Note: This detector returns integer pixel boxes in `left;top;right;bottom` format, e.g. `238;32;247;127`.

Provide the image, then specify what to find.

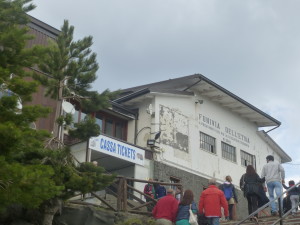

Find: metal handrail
271;204;300;225
236;181;300;225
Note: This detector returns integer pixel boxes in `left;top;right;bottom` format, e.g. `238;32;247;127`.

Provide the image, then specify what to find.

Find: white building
26;16;291;218
72;74;291;217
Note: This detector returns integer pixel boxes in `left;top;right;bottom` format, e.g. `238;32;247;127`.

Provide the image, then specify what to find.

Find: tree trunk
42;213;55;225
41;198;62;225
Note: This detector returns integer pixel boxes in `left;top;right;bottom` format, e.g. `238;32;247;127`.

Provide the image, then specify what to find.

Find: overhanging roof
115;74;281;127
257;131;291;163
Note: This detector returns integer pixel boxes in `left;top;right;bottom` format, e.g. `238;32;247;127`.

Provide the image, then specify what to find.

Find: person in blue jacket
176;189;198;225
155;180;167;199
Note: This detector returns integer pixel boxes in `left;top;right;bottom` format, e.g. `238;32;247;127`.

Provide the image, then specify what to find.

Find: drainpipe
265;125;280;133
134;110;139;145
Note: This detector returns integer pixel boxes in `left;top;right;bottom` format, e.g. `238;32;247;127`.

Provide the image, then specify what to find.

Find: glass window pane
73;110;79;123
105;119;113;136
80;112;87;121
221;142;236;162
95;114;103;132
115;122;123;139
200;132;216;154
241;150;255;169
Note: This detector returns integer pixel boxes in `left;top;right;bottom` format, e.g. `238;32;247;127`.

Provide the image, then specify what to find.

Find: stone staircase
220;212;300;225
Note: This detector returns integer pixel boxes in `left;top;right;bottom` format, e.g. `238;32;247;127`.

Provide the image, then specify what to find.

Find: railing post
123;177;128;212
117;178;123;212
278;197;283;225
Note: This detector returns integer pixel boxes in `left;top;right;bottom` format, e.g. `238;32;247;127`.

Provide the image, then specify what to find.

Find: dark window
115;122;124;139
170;177;181;201
200;132;216;154
241;150;256;168
221;142;236;162
95;112;127;140
105;119;114;136
170;177;180;191
95;116;103;131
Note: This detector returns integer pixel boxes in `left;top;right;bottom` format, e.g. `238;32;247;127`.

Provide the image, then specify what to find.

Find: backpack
223;184;233;200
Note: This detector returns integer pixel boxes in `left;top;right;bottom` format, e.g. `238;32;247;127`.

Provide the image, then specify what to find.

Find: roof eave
257;130;292;163
197;75;281;127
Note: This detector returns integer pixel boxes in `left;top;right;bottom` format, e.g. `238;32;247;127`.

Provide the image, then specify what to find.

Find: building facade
109;74;291;218
27;16;291;219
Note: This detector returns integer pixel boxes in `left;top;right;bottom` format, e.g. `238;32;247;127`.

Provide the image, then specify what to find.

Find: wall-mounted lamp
147;131;161;147
195;99;204;104
147;139;156;146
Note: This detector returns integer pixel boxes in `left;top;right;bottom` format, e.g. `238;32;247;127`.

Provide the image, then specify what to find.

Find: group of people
152;178;228;225
144;178;168;200
150;155;298;225
240;155;299;221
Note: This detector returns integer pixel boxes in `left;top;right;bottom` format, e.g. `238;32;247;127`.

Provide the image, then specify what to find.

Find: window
221;142;236;162
79;112;87;121
241;150;256;168
70;109;87;128
95;116;103;131
200;132;216;154
115;121;124;139
95;112;127;140
104;119;114;136
170;177;180;190
170;177;181;201
72;110;79;124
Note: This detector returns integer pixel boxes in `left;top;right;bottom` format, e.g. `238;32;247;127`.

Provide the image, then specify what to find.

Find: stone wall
153;161;249;220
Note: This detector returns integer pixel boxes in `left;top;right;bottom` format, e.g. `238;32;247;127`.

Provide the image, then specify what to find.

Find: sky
29;0;300;181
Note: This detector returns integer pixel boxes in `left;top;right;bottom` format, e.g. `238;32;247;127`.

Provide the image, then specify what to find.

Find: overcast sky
29;0;300;181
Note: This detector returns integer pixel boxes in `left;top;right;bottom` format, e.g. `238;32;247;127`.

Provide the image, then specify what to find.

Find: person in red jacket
152;189;178;225
199;178;229;225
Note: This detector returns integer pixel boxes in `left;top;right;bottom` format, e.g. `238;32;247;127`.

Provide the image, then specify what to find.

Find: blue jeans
267;181;283;212
207;217;220;225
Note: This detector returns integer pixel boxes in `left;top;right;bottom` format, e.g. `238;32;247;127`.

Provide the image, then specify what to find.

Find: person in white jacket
261;155;285;216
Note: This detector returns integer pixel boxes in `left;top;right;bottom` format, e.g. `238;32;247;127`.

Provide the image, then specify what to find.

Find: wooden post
123;178;128;212
233;203;237;220
117;178;123;212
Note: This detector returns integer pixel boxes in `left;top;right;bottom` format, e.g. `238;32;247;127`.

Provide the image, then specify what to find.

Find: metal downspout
266;125;280;133
134;111;139;145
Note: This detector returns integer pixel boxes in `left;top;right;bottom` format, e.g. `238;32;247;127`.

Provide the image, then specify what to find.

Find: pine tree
35;20;118;142
0;1;115;224
0;0;63;212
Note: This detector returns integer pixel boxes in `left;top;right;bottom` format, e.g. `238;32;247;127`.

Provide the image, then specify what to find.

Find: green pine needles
0;1;115;224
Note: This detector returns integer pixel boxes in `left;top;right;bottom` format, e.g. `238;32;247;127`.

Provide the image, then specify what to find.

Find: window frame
240;150;256;168
95;111;128;141
199;131;216;154
221;142;236;162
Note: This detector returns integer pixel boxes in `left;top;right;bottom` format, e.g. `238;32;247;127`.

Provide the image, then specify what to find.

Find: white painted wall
132;93;283;188
134;98;156;148
134;160;153;200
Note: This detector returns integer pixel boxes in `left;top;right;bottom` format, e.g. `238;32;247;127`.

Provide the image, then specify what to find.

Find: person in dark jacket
240;165;265;222
155;180;167;199
219;175;238;220
283;180;300;216
257;183;270;217
175;189;198;225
